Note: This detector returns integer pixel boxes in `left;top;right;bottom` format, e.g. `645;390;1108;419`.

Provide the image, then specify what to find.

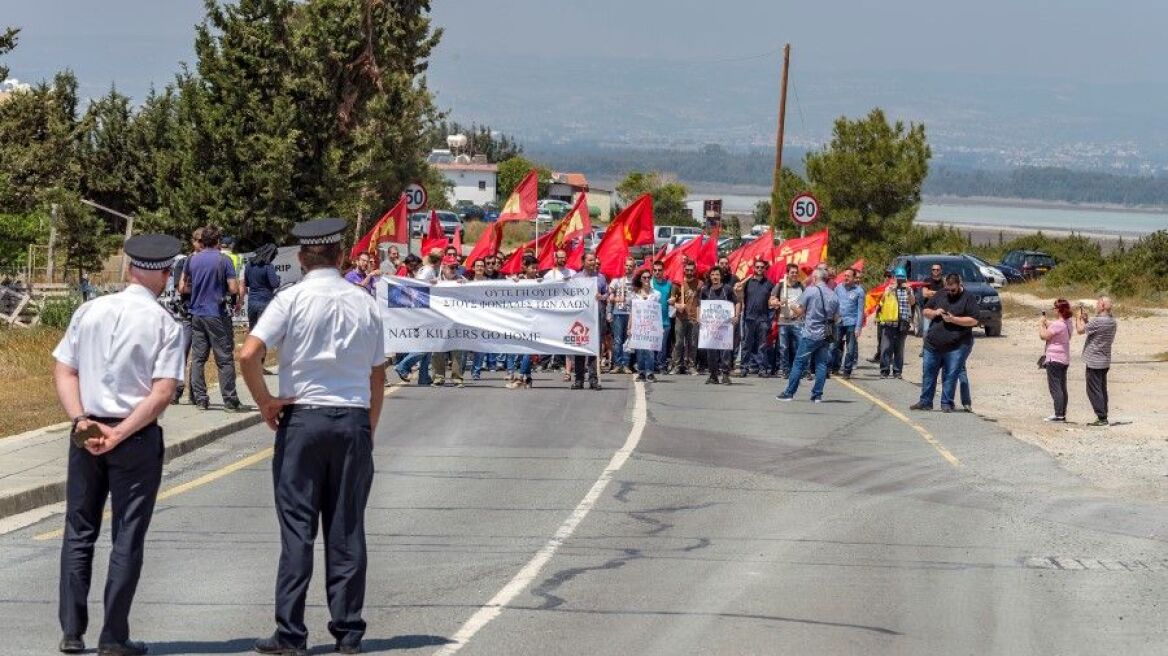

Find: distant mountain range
428;53;1168;174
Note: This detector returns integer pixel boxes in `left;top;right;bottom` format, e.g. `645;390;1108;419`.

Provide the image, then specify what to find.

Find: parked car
482;202;500;223
962;253;1007;287
455;203;485;222
536;199;572;222
889;254;1003;337
653;225;703;251
586;229;606;250
409;210;462;238
1000;250;1056;280
994;262;1026;284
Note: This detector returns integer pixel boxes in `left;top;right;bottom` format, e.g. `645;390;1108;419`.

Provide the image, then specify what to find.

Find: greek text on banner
377;276;599;355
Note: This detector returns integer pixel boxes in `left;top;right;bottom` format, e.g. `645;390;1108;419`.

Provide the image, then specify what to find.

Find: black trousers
59;422;163;645
572;355;598;384
272;406;374;649
1046;361;1069;418
1086;367;1109;421
878;323;909;375
190;314;239;404
704;349;732;377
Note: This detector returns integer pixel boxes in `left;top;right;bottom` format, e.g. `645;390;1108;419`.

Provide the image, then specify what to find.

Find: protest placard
698;300;735;350
627;295;664;351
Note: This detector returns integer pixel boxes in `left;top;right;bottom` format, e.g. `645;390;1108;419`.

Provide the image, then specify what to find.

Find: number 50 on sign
789;193;820;226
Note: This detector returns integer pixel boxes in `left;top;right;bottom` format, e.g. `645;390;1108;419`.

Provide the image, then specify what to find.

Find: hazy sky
3;0;1166;99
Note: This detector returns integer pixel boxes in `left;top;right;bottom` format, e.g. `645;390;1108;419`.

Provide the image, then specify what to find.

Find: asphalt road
1;366;1166;655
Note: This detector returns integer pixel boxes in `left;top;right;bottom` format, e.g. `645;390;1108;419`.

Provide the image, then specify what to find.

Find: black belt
88;417;158;430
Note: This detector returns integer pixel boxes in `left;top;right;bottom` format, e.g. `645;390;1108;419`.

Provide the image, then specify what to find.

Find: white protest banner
698;300;735;350
627;295;663;351
377;276;599;355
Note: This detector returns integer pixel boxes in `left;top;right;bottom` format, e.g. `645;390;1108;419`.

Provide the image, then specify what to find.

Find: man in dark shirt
911;273;979;412
918;262;945;337
735;259;774;376
179;225;243;412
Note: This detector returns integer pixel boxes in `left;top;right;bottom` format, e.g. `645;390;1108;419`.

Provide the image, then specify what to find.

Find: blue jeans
782;336;831;399
394;352;432;386
636;349;656;376
832;324;859;374
471;352;498;377
919;344;971;408
610;313;630;367
777;324;800;375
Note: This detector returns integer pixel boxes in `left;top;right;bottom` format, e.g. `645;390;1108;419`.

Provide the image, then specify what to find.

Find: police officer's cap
124;234;182;271
291;217;347;245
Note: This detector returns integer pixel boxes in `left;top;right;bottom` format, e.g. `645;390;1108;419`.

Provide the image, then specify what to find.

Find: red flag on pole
726;229;776;281
596;195;656;279
453;226;462;255
498;169;539;222
350;194;408;260
421;210;448;254
770;229;830;282
537;193;592;270
697;225;720;276
462;222;502;269
661;235;705;283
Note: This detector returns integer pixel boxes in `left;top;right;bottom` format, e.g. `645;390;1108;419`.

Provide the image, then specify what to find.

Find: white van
654;225;703;251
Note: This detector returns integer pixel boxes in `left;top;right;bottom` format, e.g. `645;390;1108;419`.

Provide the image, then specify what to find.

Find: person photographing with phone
911;273;979;413
1038;299;1075;422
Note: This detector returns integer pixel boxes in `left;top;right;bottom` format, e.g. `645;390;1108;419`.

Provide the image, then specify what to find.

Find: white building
434;161;498;206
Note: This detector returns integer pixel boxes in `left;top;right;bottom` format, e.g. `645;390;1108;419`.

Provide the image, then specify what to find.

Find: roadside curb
0;411;263;521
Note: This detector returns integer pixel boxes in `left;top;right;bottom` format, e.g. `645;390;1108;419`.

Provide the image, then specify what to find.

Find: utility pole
46;203;58;283
770;43;791;230
79;198;136;282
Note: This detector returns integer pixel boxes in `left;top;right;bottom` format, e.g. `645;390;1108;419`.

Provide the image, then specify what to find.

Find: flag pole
770;43;791;232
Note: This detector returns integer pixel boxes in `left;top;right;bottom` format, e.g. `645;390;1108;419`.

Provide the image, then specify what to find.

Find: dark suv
1000;250;1056;280
889;254;1003;337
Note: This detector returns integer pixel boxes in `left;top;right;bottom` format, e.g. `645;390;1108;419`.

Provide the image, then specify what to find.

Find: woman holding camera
1038;299;1074;422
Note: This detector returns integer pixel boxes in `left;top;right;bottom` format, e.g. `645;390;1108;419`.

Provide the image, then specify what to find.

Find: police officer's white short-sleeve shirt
250;268;386;408
52;284;185;418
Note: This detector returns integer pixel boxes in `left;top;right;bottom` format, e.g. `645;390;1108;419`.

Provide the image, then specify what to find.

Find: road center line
32;386;403;541
432;380;648;656
836;378;962;468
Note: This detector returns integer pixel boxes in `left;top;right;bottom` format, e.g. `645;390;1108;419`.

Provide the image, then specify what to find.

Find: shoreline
922;194;1168;215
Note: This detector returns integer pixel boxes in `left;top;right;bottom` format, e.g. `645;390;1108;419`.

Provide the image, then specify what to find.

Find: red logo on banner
563;321;591;347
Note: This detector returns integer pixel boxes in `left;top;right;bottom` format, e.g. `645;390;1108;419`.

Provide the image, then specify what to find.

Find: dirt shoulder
861;290;1168;502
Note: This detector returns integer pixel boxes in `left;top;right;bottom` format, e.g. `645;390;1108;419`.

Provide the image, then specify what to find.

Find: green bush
38;293;82;329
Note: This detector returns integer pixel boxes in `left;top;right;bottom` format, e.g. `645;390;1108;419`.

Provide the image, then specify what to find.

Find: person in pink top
1039;298;1074;422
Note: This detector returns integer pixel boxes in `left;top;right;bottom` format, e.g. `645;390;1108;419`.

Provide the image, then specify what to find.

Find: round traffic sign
789;192;820;226
403;182;428;211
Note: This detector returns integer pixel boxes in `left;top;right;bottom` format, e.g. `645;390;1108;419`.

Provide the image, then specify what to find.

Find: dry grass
462;220;537;251
0;327;69;436
0;324;270;438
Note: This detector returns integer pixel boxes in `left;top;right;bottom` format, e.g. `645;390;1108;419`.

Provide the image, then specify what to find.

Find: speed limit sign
403;182;428;211
789;192;820;226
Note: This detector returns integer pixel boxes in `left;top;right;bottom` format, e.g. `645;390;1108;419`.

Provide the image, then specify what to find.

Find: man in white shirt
541;247;576;282
239;218;386;656
52;234;186;656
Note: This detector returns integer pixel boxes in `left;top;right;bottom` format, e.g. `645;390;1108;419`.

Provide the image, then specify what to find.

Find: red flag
620;195;656;246
453;226;463;254
537;194;592;269
498;169;539;222
462;222;502;269
350;194;408;260
726;230;775;281
421;210;448;254
498;231;559;275
697;225;720;276
661;235;705;283
835;258;865;284
566;239;586;271
770;229;830;282
596;195;656;279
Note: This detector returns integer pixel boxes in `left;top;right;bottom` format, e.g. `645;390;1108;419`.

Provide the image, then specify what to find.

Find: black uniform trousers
272;406;374;649
59;422;163;645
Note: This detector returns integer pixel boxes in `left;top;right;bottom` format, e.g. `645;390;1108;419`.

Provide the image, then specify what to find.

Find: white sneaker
1043;415;1066;422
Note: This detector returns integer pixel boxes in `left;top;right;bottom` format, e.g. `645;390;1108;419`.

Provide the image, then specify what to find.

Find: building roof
550;171;589;190
433;162;498;173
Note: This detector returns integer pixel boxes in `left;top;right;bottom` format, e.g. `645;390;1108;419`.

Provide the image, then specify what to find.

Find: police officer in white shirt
52;234;186;656
238;218;386;656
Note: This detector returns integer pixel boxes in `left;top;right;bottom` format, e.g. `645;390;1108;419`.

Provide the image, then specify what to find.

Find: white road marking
433;381;649;656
